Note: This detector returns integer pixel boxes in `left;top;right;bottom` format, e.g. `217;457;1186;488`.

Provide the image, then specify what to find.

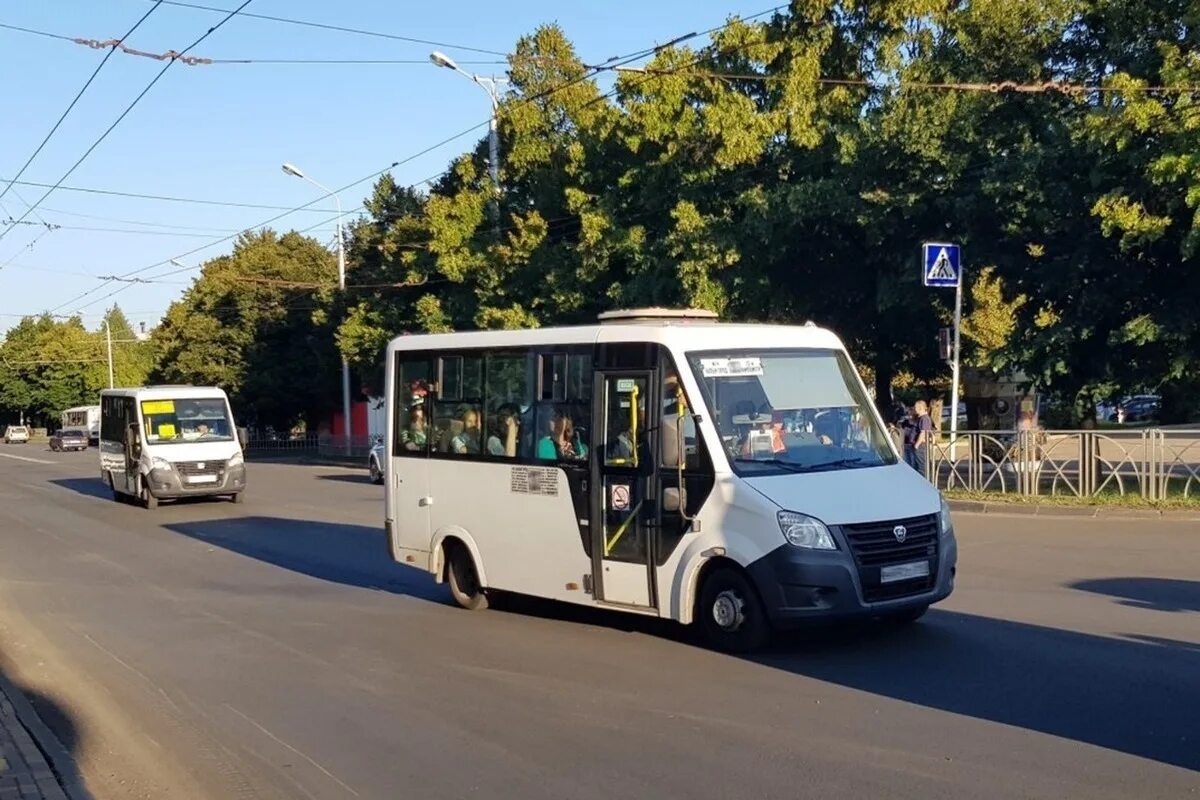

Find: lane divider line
0;452;56;465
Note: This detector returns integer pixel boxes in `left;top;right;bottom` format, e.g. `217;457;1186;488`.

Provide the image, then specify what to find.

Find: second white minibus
100;386;247;509
383;309;956;651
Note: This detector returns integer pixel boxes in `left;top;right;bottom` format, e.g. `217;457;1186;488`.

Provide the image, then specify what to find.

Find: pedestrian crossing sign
922;243;961;287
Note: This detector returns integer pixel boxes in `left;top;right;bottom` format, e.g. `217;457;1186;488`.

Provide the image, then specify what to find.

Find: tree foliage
149;230;341;430
0;306;152;426
326;1;1196;423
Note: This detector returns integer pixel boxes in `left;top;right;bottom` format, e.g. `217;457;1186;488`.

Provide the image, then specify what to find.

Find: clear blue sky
0;0;771;335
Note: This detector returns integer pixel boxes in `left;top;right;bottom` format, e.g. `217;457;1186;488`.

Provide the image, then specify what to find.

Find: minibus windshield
686;349;897;475
140;398;234;445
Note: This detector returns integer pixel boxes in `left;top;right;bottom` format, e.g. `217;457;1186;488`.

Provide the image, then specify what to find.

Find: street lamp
429;51;505;220
281;162;352;457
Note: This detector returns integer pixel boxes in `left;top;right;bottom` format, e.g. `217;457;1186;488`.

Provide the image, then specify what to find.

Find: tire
142;486;159;510
446;542;489;611
369;460;383;485
881;604;929;626
697;567;771;653
231;493;244;504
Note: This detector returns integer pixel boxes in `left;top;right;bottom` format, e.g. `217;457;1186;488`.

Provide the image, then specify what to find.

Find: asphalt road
0;443;1196;799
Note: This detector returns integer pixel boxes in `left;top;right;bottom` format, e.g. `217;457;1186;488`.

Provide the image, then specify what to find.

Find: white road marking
225;703;361;797
0;451;55;465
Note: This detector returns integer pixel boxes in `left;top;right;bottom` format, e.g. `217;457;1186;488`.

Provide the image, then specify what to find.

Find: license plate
187;474;218;484
880;561;930;584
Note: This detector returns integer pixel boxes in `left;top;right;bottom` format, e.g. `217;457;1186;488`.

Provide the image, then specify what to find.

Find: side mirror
237;427;249;449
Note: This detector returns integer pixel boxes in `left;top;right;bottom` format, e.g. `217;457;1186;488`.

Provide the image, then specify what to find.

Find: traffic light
938;327;953;362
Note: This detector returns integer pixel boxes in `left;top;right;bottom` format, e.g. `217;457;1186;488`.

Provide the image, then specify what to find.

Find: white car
4;425;30;444
368;439;385;484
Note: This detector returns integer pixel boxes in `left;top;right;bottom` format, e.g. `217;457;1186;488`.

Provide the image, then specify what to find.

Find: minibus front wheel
445;540;489;611
697;566;770;653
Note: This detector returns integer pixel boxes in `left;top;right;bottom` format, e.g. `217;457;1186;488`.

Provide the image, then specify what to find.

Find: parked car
3;425;29;444
368;438;385;484
50;428;88;452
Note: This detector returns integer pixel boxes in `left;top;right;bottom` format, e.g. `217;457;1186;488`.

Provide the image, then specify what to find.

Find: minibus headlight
777;511;836;550
228;450;244;467
151;456;173;472
939;495;953;536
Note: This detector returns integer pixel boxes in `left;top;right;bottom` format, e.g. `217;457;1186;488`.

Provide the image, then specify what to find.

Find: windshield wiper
797;457;867;471
733;456;868;473
732;456;810;472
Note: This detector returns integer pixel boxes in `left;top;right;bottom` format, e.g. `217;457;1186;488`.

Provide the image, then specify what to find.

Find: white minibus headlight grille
777;511;837;550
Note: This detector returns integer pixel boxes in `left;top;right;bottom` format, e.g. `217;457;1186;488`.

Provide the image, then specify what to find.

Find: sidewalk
0;676;77;800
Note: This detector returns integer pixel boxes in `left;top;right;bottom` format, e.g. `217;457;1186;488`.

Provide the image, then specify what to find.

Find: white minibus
383;309;957;651
100;386;247;509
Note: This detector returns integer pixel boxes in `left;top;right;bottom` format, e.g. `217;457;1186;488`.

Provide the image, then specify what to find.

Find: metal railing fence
924;429;1200;501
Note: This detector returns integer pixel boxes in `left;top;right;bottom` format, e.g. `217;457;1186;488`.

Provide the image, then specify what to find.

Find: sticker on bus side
610;483;631;511
700;357;763;377
510;466;559;497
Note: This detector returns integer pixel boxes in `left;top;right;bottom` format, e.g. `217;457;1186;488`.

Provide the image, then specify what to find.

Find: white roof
100;385;229;400
388;318;845;355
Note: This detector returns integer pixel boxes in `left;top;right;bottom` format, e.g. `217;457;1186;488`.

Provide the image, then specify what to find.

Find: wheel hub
712;590;745;632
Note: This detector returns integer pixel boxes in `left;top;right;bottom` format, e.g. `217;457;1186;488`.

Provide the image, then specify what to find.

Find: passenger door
590;371;658;608
389;355;433;554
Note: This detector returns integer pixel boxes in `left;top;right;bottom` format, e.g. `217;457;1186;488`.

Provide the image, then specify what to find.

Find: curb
947;498;1200;521
0;669;92;800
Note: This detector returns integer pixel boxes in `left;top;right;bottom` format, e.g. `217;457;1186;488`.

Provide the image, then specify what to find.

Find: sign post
923;243;963;460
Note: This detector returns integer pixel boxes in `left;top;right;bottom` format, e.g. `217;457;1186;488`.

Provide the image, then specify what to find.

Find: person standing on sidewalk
911;400;934;477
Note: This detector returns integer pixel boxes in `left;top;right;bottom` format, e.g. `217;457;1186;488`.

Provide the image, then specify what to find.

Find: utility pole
430;52;506;234
282;163;353;457
105;319;114;389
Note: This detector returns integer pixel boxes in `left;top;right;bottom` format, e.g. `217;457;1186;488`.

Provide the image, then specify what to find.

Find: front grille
842;514;939;602
174;460;226;478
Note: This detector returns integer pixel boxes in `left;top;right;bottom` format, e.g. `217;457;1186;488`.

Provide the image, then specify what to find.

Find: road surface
0;444;1196;799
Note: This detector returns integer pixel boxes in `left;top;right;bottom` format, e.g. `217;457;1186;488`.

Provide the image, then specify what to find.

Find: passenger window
394;357;432;455
540;354;567;402
541;351;592;402
661;358;699;470
485;352;535;459
440;355;483;402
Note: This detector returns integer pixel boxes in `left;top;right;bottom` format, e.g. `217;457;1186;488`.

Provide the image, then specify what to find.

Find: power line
51;5;786;314
0;21;508;67
143;0;510;56
0;177;339;212
613;66;1200;94
0;4;165;207
0;0;257;244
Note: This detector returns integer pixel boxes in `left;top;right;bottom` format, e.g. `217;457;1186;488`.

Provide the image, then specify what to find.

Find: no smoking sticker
610;483;631;511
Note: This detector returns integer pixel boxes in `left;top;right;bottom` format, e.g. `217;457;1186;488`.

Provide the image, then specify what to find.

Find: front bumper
745;532;957;629
147;464;246;499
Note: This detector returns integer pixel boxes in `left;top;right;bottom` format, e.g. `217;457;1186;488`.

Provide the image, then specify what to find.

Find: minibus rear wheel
446;541;489;611
697;567;770;653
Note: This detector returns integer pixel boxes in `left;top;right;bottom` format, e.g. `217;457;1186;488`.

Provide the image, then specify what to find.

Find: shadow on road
748;610;1199;771
49;477;111;501
315;473;376;486
1070;577;1200;613
0;658;93;798
161;516;448;603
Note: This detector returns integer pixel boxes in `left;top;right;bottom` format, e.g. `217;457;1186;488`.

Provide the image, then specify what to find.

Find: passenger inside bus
400;404;428;450
450;408;482;454
537;410;587;461
485;405;520;458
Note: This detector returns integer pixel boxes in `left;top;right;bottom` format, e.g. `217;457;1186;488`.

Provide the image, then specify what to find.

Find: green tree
151;230;341;430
